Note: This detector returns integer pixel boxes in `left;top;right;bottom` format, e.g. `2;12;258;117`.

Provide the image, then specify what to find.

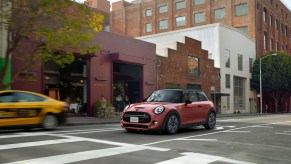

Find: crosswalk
0;128;256;164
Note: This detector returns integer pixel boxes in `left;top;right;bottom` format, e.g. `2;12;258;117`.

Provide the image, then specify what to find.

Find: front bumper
121;112;165;131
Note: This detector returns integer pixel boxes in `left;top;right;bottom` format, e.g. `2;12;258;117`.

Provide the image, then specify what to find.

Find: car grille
123;124;148;129
123;112;151;123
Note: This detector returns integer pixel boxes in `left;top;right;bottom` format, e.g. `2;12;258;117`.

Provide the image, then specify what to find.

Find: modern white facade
138;23;257;114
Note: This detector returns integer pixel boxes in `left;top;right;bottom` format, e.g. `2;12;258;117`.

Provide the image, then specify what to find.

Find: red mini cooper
121;89;216;134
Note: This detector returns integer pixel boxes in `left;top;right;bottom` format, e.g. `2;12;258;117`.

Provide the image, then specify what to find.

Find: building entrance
113;62;142;106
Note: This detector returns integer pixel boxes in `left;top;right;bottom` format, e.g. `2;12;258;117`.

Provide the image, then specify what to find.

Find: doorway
113;62;142;104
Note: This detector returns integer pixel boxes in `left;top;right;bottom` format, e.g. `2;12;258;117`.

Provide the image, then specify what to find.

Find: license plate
130;117;139;123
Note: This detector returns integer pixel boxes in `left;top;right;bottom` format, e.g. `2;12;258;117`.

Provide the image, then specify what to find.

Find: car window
189;92;199;102
14;92;47;102
197;91;208;101
146;90;182;103
182;92;198;102
0;92;17;103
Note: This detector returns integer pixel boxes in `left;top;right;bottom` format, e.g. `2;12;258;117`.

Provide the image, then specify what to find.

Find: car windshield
146;90;182;103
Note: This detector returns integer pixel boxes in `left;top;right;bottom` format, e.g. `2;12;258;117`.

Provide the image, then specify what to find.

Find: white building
138;23;257;114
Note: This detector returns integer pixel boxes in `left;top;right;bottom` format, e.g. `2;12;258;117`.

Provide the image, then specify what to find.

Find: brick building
110;0;291;57
156;36;220;107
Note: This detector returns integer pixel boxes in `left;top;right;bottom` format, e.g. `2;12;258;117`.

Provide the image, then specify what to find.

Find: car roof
0;90;52;99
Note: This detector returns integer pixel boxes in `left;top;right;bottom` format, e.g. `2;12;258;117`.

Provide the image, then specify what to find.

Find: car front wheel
42;114;58;130
165;114;179;134
204;112;216;130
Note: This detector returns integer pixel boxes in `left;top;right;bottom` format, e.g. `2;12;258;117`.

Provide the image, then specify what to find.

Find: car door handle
198;106;202;107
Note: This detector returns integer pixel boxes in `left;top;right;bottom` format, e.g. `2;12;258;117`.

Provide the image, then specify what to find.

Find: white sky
76;0;291;11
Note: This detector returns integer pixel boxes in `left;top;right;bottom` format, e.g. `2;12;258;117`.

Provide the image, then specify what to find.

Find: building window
145;23;152;32
158;19;168;30
235;3;248;16
234;76;245;111
285;25;288;37
264;31;267;50
270;14;273;26
193;0;205;6
188;56;199;77
263;7;267;23
238;54;243;71
270;38;274;50
175;1;185;10
175;16;186;27
226;74;230;88
145;9;152;16
275;19;279;30
249;58;253;73
237;26;248;34
214;8;225;20
208;53;213;59
276;42;279;51
187;84;201;90
225;49;230;68
158;5;168;14
194;12;205;24
281;22;284;33
165;83;180;89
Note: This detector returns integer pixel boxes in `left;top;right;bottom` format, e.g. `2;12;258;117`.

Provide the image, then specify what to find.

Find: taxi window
0;92;17;102
14;92;46;102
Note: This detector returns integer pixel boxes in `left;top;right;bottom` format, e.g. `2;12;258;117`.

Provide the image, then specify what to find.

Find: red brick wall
157;37;220;99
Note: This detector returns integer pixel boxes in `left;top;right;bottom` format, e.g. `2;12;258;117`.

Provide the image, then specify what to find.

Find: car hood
125;102;178;112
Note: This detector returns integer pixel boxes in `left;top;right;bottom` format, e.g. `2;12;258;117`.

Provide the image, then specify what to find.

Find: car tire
204;112;216;130
41;114;58;130
165;114;179;134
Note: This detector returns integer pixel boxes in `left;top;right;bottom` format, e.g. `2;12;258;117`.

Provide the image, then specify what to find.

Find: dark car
121;89;216;134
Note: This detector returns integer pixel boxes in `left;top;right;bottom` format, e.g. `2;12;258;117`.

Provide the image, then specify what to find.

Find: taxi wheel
165;114;179;134
42;114;58;130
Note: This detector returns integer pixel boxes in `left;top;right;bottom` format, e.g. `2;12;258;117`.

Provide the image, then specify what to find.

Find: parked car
121;89;216;134
0;90;68;130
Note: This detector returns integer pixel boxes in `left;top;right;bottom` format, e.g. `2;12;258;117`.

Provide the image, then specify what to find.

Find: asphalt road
0;114;291;164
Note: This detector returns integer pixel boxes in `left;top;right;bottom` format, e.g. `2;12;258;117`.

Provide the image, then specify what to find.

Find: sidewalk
64;113;262;126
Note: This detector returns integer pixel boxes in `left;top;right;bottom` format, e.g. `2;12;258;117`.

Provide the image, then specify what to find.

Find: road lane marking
251;125;274;128
175;139;217;141
49;128;122;134
0;138;84;150
276;133;291;136
223;131;251;133
64;128;123;135
155;152;256;164
4;145;169;164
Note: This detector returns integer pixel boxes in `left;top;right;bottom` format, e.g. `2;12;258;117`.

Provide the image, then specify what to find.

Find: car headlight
153;106;165;114
123;105;130;112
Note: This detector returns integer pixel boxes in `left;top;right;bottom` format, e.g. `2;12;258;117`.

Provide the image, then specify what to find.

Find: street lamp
259;53;277;114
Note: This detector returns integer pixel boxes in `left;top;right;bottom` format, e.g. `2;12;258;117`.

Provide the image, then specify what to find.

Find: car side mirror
184;100;192;106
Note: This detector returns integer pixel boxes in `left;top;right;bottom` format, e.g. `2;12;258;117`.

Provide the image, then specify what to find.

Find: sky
76;0;291;11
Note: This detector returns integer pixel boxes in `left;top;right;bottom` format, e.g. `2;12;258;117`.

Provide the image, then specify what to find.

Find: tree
251;51;291;112
0;0;104;89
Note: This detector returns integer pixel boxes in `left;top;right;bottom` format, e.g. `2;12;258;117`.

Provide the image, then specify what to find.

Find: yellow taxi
0;90;68;130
